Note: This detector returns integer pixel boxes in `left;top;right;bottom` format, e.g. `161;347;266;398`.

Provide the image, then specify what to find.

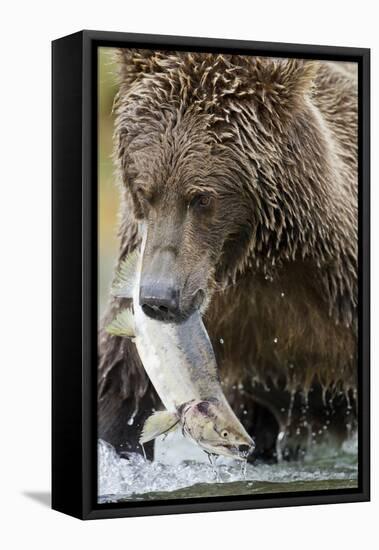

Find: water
97;433;358;504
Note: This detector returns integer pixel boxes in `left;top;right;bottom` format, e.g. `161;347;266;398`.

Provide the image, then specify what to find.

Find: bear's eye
135;186;147;200
221;430;229;438
135;186;155;206
132;186;154;219
190;194;213;209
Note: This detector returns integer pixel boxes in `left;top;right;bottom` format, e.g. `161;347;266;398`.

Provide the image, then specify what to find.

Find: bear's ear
115;48;160;85
250;57;319;119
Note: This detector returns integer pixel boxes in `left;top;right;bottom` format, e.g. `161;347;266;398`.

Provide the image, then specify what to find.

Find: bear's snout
140;282;180;321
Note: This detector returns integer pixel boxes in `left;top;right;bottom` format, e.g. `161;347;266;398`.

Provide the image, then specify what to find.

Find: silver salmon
106;232;254;460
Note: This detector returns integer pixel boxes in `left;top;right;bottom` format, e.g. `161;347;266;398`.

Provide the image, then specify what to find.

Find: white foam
98;435;358;501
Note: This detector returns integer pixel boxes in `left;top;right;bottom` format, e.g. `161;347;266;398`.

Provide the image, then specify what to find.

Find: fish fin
105;309;136;338
139;411;180;444
111;249;139;298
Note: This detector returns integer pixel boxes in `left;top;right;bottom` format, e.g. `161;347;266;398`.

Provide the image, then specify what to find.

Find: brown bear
98;50;357;461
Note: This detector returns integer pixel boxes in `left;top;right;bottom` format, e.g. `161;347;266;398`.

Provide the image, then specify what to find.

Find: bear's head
114;50;355;323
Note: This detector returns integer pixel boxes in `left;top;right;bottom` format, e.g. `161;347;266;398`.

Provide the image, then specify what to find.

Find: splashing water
98;432;358;504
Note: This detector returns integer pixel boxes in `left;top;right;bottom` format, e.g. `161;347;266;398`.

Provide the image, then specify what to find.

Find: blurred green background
98;47;119;318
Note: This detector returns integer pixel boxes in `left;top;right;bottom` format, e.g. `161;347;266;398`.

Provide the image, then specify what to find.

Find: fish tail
105;308;135;338
111;248;139;298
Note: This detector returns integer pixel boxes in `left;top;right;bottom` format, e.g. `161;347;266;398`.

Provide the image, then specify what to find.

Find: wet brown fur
98;51;357;454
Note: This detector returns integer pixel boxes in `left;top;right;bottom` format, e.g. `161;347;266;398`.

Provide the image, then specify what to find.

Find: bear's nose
139;284;180;321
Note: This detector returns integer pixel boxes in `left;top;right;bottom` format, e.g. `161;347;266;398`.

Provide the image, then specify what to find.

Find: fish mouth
221;444;253;460
198;441;254;461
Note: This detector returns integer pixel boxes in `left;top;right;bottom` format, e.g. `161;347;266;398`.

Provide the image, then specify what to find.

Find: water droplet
127;408;138;426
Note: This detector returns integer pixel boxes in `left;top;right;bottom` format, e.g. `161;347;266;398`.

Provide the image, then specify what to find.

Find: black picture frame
52;30;370;520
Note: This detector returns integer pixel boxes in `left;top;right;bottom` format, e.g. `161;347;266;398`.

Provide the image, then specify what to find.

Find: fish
106;230;254;460
139;398;254;460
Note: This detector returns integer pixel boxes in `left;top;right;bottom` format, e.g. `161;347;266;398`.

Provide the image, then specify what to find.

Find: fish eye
221;430;229;438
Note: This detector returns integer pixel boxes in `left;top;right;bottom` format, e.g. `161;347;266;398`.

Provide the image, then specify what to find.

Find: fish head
181;399;255;460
